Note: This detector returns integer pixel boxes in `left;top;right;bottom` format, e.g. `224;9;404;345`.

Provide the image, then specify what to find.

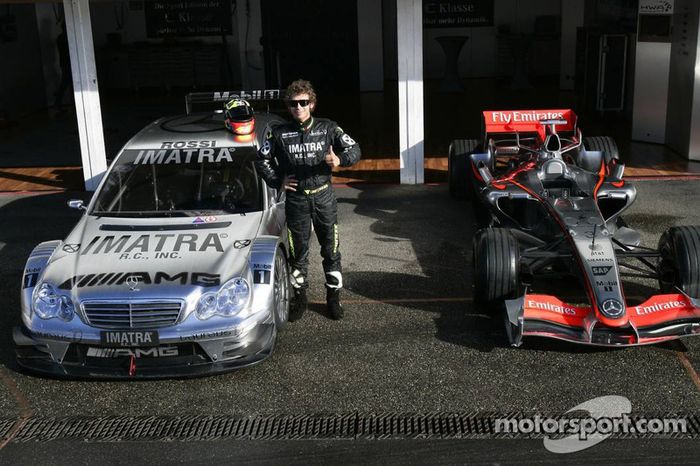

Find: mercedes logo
125;275;140;292
601;299;624;318
233;239;251;249
62;243;80;253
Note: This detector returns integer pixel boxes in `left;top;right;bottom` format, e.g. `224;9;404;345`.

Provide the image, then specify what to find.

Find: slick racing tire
584;136;620;165
658;226;700;299
273;247;290;330
448;139;479;200
473;228;520;312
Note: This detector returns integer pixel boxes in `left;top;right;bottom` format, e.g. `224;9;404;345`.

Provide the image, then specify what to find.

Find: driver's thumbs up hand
325;145;341;167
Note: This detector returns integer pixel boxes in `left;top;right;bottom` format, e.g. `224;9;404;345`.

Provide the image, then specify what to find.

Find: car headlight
196;277;250;320
32;282;74;321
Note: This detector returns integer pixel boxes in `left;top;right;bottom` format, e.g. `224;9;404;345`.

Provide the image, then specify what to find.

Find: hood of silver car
39;213;263;301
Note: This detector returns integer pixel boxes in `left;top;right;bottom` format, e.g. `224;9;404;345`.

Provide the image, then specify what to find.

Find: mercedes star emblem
233;239;251;249
125;275;141;292
601;298;624;318
62;243;80;253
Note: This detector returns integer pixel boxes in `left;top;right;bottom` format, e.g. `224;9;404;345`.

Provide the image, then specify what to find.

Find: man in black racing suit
255;79;361;321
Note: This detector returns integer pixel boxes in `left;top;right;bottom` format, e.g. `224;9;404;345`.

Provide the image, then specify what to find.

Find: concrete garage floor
1;182;700;461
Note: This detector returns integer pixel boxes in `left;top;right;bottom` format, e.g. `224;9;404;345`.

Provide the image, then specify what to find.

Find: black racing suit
255;117;361;290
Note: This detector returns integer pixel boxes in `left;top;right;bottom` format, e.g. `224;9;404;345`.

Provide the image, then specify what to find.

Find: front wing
505;293;700;347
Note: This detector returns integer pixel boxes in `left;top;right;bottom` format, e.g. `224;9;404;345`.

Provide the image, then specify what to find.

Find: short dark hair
285;79;317;103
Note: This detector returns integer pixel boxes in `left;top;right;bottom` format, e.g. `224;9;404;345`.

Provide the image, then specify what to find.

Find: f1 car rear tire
584;136;620;164
473;228;520;311
448;139;479;200
658;226;700;299
273;247;290;330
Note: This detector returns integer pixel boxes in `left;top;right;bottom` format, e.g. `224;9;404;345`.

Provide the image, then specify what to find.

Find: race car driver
255;79;361;321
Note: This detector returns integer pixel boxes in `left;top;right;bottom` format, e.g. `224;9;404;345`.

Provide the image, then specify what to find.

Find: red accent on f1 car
523;294;588;327
482;109;577;141
522;293;700;345
629;294;700;326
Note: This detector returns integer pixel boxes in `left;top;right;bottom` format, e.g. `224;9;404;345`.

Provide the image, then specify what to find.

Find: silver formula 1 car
449;109;700;347
15;90;292;378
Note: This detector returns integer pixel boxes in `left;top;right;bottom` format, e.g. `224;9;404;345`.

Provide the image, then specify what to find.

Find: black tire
658;226;700;298
473;228;520;311
273;247;290;330
448;139;479;200
584;136;620;165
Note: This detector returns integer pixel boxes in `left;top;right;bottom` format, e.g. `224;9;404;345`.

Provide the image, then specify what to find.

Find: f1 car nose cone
601;298;625;318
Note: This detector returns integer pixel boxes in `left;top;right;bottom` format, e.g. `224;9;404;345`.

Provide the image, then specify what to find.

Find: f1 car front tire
448;139;479;200
658;226;700;298
273;247;290;330
473;228;520;312
584;136;620;164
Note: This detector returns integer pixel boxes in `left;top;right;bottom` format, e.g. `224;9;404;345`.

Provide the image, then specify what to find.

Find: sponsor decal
260;140;271;156
58;271;220;289
23;272;39;289
253;269;271;284
309;129;327;136
601;299;624;318
340;133;356;146
160;140;216;149
101;330;158;346
634;300;686;315
490;111;565;124
33;330;83;342
527;299;578;316
233;239;251;249
281;131;299;138
592;266;613;276
80;233;224;259
87;346;178;358
639;0;673;14
179;330;233;341
287;142;325;154
212;90;280;101
133;147;235;165
596;280;618;292
62;243;80;253
193;216;217;224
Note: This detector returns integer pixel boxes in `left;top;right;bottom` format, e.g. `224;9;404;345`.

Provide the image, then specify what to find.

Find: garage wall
422;0;561;79
0;4;46;118
87;1;245;89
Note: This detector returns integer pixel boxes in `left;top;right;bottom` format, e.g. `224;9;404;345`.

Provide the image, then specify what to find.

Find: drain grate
1;412;698;442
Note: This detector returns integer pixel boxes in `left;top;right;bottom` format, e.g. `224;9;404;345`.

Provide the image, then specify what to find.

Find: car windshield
91;147;263;217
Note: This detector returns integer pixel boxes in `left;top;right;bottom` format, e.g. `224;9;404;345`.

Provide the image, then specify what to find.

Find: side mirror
478;162;493;184
610;162;625;180
67;199;86;211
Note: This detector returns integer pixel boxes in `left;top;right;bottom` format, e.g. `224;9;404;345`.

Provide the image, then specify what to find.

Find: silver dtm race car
14;90;292;378
449;109;700;347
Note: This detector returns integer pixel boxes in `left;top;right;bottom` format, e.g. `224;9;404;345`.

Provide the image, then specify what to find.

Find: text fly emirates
490;111;565;124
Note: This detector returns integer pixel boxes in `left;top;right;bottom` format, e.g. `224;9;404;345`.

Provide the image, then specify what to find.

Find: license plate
100;330;159;347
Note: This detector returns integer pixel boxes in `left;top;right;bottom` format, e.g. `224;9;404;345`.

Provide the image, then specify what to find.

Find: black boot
326;287;343;320
289;288;308;322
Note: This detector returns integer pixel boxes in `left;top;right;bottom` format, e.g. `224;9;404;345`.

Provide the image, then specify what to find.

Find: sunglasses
287;99;310;108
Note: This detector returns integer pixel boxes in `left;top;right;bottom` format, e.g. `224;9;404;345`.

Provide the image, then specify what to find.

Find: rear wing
185;89;283;115
482;109;578;142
